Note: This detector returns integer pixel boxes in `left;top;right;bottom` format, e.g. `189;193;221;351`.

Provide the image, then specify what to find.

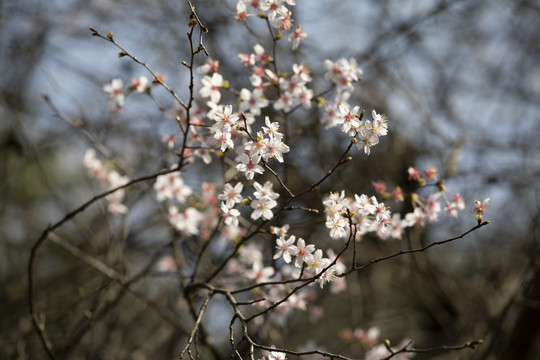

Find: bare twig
89;27;188;110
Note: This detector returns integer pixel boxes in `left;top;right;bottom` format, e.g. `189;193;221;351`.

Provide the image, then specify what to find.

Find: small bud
384;339;392;351
351;138;358;144
107;32;113;39
118;52;127;57
418;178;426;187
276;31;282;40
346;157;352;161
476;214;483;224
257;12;265;18
222;80;229;89
188;14;199;28
437;180;446;192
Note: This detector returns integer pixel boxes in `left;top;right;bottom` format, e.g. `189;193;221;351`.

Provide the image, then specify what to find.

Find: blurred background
1;0;539;359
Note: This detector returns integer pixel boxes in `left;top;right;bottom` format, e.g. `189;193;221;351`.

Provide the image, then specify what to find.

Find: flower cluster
83;149;129;214
405;166;466;223
251;180;279;220
323;166;470;241
236;117;290;179
102;76;150;113
102;78;125;113
324;191;393;240
273;232;346;291
472;197;490;222
337;106;389;154
339;327;413;360
154;171;202;235
234;0;306;50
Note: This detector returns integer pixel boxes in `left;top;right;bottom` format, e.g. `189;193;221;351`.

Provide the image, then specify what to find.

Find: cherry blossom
221;203;241;227
251;196;277;220
83;149;129;214
199;72;224;104
294;238;315;267
289;24;307;50
102;78;125;112
130;76;148;93
246;261;275;283
197;57;219;74
239;88;269;115
167;206;203;235
337;104;361;136
154;171;193;203
274;235;299;263
218;182;244;208
236;152;264;180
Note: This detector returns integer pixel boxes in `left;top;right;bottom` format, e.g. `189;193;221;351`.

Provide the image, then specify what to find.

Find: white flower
326;214;347;239
337;104;361;135
274;235;299;263
294;238;315;268
236;153;264;180
214;129;234;152
253;181;279;200
103;78;125;110
239;88;268;116
200;72;224;104
246;261;275;283
250;197;277;220
218;182;244;208
130;76;148;93
221;203;241;227
289;24;307;50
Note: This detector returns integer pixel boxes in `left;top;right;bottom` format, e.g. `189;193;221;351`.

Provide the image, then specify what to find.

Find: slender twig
89;27;187;110
42;94;135;177
180;293;214;358
381;339;484;360
351;221;490;273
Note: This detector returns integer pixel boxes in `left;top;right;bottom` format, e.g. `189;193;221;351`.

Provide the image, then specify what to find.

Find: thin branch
351;221;490;273
381;339;484;360
180;293;214;358
89;27;187;110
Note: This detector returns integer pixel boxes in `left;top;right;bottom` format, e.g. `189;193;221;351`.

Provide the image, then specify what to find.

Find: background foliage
1;0;539;359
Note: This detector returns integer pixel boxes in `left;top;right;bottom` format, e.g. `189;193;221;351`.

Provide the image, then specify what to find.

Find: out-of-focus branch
381;338;484;360
27;166;181;358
